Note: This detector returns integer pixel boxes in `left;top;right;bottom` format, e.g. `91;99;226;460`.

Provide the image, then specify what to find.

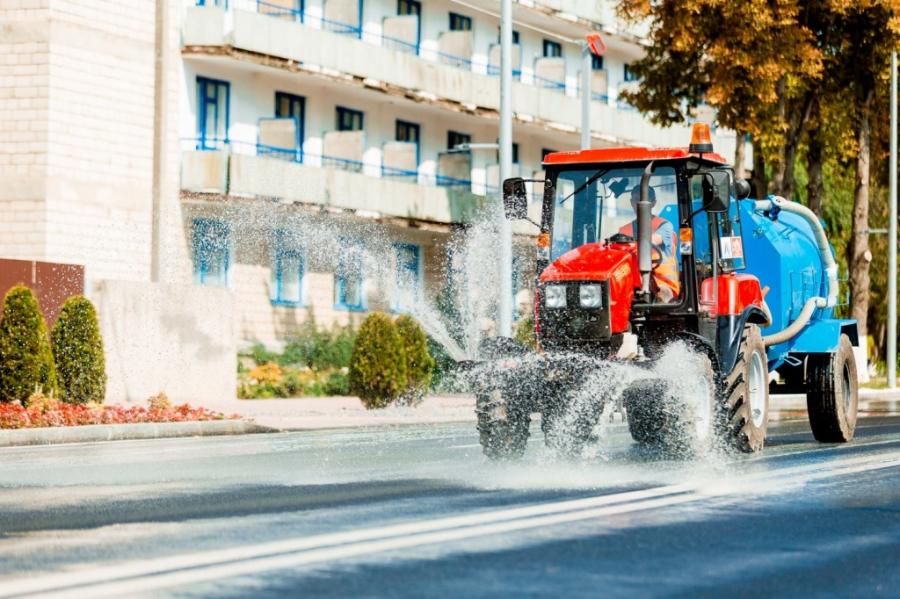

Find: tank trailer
468;123;860;459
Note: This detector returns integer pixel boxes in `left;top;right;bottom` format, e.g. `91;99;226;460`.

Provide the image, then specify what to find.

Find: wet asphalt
2;415;900;598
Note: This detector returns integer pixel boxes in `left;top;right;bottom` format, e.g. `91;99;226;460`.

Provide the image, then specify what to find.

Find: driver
618;185;680;303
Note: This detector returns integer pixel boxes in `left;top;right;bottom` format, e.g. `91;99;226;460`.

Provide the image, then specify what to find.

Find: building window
271;230;304;306
196;0;228;6
592;54;604;70
512;256;521;320
449;12;471;31
335;239;364;310
624;64;637;82
196;77;229;150
543;40;562;58
192;219;230;286
398;0;420;15
275;92;305;155
496;29;519;44
512;143;519;164
336;106;364;132
541;148;558;161
448;130;471;150
393;244;420;312
396;120;420;144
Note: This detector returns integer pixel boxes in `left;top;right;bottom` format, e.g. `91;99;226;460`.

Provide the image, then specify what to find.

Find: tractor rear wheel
720;324;769;452
806;334;858;443
476;389;530;460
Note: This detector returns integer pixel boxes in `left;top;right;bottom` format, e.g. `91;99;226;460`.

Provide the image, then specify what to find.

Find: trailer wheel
720;324;769;452
806;334;858;443
476;389;530;460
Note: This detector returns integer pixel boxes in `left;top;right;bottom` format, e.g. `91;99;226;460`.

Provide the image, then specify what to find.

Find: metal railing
183;138;476;193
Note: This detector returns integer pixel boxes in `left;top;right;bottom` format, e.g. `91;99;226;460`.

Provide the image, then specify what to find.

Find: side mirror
735;179;752;200
502;177;528;220
701;171;730;213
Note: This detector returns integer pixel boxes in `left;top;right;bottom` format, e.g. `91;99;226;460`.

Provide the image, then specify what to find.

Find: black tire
476;389;530;460
720;325;769;452
806;334;858;443
624;352;717;455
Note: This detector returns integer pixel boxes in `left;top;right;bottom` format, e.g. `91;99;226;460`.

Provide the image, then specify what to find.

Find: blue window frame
271;230;305;306
393;243;420;312
396;120;420;165
336;106;364;132
398;0;421;46
592;54;604;70
511;256;521;321
275;92;305;158
543;40;562;58
196;0;228;6
335;239;365;310
447;130;471;150
624;63;637;82
446;247;463;300
197;77;229;150
449;12;471;31
192;219;230;286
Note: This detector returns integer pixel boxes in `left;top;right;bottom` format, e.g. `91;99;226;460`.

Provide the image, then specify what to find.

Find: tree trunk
806;129;824;216
734;132;748;180
752;137;767;199
849;91;874;338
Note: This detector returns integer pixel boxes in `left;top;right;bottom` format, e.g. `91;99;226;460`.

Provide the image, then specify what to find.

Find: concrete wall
96;280;236;403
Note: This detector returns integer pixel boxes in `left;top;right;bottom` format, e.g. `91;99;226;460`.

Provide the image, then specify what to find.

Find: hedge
0;285;59;403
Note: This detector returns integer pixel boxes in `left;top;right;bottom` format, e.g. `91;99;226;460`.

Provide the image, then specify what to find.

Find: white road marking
3;451;900;598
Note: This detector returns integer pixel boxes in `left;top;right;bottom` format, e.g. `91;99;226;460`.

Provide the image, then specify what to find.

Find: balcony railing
193;0;608;99
183;138;476;193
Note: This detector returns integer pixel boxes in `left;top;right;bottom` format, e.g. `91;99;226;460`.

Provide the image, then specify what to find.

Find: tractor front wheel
806;334;858;443
720;324;769;452
476;389;531;460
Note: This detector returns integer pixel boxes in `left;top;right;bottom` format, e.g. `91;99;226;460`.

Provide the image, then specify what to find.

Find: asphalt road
3;415;900;598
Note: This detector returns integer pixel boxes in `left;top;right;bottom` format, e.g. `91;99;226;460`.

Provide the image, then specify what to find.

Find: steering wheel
650;244;666;269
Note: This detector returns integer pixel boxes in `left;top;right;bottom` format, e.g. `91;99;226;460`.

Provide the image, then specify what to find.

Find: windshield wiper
558;168;610;205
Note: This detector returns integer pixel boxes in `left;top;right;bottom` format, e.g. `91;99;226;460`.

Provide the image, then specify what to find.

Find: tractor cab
503;123;756;357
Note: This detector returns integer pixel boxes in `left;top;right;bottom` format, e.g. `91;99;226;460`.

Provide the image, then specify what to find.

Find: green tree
0;286;58;403
395;315;435;404
51;296;107;404
348;313;407;409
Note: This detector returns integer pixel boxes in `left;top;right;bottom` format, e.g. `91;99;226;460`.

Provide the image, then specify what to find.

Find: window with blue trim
196;0;228;6
275;92;305;158
197;77;229;150
271;230;305;306
449;12;471;31
335;239;364;310
446;247;463;301
624;63;637;82
336;106;364;132
592;54;604;70
543;40;562;58
393;244;420;312
192;219;230;286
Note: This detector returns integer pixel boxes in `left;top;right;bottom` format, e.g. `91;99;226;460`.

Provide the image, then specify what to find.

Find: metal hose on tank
753;196;839;347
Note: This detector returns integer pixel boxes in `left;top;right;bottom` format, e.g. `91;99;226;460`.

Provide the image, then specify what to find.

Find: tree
395;315;435;404
0;286;58;403
51;296;107;404
348;313;408;409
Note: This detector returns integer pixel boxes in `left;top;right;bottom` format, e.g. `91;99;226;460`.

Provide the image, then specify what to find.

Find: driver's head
630;184;657;210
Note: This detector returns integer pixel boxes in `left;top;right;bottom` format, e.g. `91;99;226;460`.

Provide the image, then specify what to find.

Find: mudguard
717;306;769;375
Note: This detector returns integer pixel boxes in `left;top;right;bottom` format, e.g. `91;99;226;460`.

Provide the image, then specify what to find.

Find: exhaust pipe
637;162;654;296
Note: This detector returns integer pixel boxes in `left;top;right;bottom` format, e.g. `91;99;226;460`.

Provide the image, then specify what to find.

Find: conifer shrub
348;312;407;409
395;315;435;405
0;285;59;403
51;295;106;405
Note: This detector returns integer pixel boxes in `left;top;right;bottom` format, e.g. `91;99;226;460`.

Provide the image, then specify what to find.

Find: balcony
180;142;488;226
181;3;737;155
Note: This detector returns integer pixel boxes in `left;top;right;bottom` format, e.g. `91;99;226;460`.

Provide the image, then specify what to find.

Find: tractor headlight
544;285;567;309
579;284;603;308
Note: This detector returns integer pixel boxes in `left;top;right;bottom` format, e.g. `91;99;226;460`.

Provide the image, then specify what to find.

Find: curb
0;420;276;448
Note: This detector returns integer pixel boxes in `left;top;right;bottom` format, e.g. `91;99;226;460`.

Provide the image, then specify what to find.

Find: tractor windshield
550;166;679;262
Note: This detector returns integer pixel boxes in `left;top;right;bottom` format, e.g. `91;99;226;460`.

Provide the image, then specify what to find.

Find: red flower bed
0;403;243;429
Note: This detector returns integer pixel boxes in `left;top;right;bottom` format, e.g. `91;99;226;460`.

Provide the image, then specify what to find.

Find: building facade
1;0;738;399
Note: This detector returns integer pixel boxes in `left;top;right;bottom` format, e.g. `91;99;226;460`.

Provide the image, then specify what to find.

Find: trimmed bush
51;295;106;405
0;285;59;403
395;315;434;405
513;316;538;351
349;312;407;409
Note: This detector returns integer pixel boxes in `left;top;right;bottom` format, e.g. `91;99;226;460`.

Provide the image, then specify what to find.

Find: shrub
514;316;537;351
282;318;356;370
323;370;351;396
395;315;434;405
0;285;59;403
147;391;171;411
51;295;106;405
349;312;407;409
26;387;59;413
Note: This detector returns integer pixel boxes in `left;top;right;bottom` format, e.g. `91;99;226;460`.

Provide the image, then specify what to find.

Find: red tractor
468;123;860;459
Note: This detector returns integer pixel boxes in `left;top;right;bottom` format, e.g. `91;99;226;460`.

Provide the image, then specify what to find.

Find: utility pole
498;0;513;337
889;51;897;388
